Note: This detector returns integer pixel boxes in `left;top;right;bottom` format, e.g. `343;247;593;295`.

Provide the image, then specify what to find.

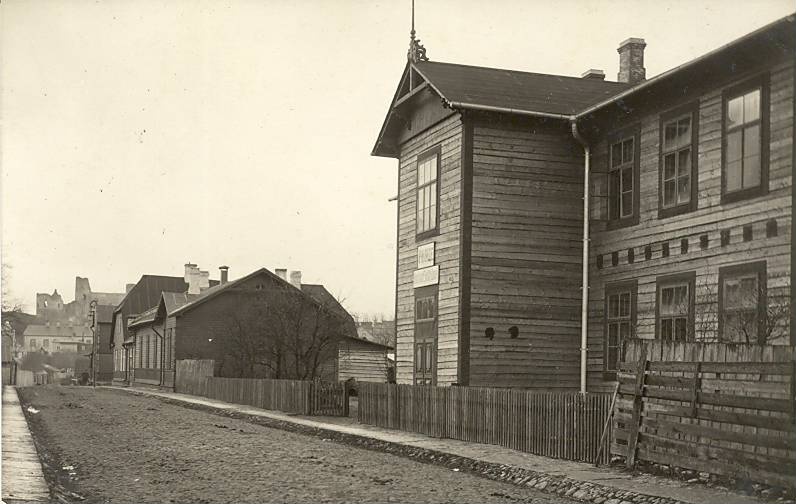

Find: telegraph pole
89;300;97;388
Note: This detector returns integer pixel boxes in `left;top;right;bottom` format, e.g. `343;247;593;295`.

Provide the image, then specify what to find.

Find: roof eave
576;13;796;119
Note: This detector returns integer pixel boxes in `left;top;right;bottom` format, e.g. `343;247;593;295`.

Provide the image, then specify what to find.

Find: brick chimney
275;268;287;281
289;270;302;290
581;69;605;81
219;266;229;285
617;38;646;84
184;263;201;294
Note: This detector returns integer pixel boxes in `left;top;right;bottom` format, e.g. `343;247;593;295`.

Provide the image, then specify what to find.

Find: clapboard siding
337;339;389;383
587;59;794;392
469;119;584;389
395;114;462;385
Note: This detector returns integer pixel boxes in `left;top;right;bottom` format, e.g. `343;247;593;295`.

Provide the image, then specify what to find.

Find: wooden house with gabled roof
373;15;794;391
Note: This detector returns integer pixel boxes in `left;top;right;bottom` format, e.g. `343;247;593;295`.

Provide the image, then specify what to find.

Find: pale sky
1;0;793;316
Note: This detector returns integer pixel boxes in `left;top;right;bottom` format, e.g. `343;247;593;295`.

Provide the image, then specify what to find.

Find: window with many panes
660;103;697;217
608;126;639;227
416;147;440;237
604;281;636;375
414;285;437;385
723;76;768;202
719;261;766;343
657;272;695;342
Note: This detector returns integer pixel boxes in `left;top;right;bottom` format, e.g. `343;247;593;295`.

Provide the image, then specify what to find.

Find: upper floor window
656;272;695;342
659;103;698;217
722;75;769;202
607;125;640;228
604;280;637;376
416;147;440;238
719;261;766;343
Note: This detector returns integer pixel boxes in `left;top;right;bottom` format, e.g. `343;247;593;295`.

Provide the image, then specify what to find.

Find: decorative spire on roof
407;0;428;63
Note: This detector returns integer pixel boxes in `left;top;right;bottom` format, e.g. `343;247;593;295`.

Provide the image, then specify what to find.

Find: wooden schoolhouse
373;15;794;391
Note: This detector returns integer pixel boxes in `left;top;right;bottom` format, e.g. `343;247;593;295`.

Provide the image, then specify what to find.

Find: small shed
337;336;392;383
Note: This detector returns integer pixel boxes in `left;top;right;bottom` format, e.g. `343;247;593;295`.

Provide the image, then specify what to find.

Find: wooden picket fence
174;359;347;416
613;339;796;489
358;383;613;464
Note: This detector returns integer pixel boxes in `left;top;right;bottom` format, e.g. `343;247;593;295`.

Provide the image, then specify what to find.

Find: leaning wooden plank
625;348;648;469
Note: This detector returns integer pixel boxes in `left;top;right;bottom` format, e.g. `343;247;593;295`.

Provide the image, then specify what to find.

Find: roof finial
408;0;428;63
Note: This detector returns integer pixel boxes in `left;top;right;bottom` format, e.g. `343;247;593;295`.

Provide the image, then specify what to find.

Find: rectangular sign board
417;242;435;269
413;264;440;288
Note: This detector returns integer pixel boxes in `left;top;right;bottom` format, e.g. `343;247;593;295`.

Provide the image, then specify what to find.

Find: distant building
111;263;219;384
126;267;390;387
91;304;116;383
22;323;92;353
35;276;125;325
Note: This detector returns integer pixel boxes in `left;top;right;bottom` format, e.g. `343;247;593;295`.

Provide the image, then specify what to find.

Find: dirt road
18;386;579;504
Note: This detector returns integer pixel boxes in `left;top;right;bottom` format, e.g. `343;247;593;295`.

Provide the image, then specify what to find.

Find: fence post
625;346;648;469
690;361;701;418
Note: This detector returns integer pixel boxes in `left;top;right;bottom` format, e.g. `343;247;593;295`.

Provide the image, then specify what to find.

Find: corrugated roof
414;61;629;116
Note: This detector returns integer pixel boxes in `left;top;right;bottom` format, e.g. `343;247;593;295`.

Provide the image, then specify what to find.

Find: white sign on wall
413;265;440;288
417;242;435;269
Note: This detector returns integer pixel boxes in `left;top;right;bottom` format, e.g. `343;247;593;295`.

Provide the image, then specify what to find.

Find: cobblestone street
17;386;579;503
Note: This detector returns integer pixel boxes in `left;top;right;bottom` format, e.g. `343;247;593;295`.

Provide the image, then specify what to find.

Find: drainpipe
152;325;164;387
570;119;590;395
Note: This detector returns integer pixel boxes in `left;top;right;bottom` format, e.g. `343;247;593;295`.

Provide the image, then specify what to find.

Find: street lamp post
89;300;98;389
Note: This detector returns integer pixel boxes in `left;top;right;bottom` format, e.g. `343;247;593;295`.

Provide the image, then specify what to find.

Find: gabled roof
372;13;795;158
372;60;628;157
415;61;629;117
168;268;281;317
113;275;189;314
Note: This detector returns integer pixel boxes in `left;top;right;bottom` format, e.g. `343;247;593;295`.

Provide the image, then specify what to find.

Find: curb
122;388;686;504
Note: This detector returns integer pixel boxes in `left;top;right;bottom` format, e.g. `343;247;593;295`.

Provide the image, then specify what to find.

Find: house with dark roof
126;267;390;387
374;15;794;390
90;304;116;383
110;264;219;384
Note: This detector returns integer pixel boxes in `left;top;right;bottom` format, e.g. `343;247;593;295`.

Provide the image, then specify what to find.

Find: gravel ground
18;386;579;504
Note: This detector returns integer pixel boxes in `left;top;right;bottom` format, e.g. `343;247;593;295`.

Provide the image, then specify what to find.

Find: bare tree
1;263;25;314
724;284;791;345
219;283;350;381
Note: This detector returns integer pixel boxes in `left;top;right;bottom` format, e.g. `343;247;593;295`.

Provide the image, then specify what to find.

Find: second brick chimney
219;265;229;285
289;270;302;290
617;37;646;84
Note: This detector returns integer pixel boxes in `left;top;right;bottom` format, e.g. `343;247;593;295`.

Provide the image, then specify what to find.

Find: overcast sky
1;0;792;316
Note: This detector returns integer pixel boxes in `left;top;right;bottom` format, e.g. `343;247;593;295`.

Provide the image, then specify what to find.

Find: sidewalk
110;386;766;504
1;386;50;503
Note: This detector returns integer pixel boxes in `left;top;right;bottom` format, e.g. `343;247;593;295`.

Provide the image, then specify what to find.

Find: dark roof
577;13;796;119
168;268;280;317
94;305;115;324
415;61;629;116
114;275;188;314
300;284;358;339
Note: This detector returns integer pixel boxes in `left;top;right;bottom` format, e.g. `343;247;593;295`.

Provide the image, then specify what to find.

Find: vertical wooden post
690;361;702;418
625;346;648;469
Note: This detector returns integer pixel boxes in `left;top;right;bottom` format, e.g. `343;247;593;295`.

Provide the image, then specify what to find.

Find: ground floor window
657;272;695;342
414;285;438;385
604;280;637;375
719;261;766;343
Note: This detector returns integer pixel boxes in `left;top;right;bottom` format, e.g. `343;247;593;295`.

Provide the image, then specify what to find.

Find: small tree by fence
175;359;347;416
358;383;613;464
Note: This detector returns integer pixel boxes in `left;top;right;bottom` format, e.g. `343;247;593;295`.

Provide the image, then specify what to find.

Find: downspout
152;325;164;387
570;119;590;395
